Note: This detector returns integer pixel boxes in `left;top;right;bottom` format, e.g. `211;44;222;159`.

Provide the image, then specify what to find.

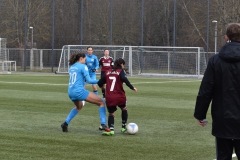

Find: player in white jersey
61;52;110;133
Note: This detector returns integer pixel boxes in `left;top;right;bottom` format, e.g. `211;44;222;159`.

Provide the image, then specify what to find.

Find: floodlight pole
212;20;217;54
110;0;113;45
29;26;33;49
206;0;209;62
29;26;33;69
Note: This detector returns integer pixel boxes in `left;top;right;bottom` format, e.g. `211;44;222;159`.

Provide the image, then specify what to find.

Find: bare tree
177;0;207;48
212;0;240;47
1;0;240;50
0;0;51;48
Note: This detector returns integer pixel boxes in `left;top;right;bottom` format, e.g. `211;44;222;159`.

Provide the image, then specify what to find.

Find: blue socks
65;108;79;124
65;103;105;126
93;90;98;95
98;106;106;125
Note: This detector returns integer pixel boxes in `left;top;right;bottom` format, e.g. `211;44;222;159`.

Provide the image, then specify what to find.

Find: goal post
130;46;206;78
0;38;15;73
56;45;207;78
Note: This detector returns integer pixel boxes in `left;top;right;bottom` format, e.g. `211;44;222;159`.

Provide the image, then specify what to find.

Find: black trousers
216;137;240;160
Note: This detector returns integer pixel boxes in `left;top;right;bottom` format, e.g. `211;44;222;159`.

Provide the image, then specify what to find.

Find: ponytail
69;52;86;66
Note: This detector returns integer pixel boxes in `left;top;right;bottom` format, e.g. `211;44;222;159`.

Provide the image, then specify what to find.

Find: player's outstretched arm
120;70;135;90
97;75;106;88
133;87;137;92
94;55;99;72
85;73;98;84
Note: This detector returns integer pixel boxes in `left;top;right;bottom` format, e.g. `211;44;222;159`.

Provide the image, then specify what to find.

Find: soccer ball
126;123;138;135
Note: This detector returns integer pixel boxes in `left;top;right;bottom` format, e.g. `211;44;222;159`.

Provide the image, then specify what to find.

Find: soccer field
0;73;217;160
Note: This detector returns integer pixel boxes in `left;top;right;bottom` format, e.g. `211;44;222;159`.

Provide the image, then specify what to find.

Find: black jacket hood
219;42;240;62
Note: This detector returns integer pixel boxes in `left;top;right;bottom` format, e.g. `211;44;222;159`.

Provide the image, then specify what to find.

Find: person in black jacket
194;23;240;160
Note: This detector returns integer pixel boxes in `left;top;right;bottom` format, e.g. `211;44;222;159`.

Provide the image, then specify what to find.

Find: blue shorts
69;89;90;102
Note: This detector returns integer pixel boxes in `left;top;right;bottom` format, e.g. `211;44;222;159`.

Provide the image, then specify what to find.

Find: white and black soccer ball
126;123;138;135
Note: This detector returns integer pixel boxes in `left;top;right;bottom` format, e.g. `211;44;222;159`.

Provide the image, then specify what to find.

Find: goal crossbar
56;45;205;78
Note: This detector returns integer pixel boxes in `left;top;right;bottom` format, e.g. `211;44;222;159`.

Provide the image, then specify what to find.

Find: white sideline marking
132;80;201;85
0;80;201;86
0;81;67;86
213;153;236;160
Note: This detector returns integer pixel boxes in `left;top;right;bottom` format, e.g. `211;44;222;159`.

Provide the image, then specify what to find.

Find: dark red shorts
107;103;126;113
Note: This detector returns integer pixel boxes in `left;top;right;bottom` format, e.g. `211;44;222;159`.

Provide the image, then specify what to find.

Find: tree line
0;0;239;52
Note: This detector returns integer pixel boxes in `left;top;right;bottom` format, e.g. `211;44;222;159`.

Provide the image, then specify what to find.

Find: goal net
0;38;13;73
131;46;206;78
57;45;206;78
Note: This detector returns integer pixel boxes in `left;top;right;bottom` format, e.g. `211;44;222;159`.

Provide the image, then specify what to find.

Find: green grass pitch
0;73;216;160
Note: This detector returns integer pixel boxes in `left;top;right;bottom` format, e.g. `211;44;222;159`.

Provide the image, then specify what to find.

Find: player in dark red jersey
98;49;114;98
98;58;137;136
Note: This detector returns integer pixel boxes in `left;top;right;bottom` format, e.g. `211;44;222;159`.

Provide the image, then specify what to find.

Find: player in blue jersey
85;46;99;95
61;52;110;133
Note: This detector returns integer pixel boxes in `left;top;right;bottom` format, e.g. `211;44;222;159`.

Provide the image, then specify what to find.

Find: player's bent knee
97;99;104;106
86;92;103;106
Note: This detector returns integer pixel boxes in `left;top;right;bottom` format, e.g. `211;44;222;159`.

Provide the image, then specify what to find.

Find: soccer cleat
61;122;68;132
102;130;114;136
99;125;104;131
121;128;127;133
99;124;111;132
